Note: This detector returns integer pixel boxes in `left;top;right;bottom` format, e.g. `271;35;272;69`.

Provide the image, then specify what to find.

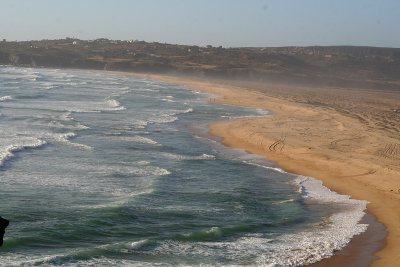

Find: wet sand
119;72;400;267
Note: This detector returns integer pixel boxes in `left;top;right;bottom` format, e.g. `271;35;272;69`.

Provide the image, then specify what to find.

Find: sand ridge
121;72;400;267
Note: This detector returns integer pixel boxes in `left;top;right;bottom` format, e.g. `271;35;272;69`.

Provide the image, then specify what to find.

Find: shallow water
0;66;368;266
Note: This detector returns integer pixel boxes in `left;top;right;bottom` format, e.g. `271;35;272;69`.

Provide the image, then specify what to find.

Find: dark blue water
0;66;368;266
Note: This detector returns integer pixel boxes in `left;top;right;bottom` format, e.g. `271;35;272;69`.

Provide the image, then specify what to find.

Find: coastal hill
1;38;400;90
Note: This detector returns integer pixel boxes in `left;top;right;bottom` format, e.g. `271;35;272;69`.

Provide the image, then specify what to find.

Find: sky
0;0;399;48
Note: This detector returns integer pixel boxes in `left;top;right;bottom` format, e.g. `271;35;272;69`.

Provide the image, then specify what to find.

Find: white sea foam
273;199;295;205
73;122;90;130
224;113;271;120
0;138;47;166
159;152;216;161
49;132;92;150
132;119;149;129
243;161;287;174
161;95;176;102
256;176;368;266
129;107;194;129
60;111;73;121
0;100;123;113
145;166;171;176
106;99;126;110
6;159;165;194
181;107;194;114
255;108;270;115
146;108;193;125
121;135;159;145
161;98;175;102
109;165;171;177
0;95;13;102
149;175;368;267
150;115;178;124
103;134;159;145
134;160;151;165
129;239;149;250
220;107;271;120
39;82;59;90
55;112;88;129
1;66;370;267
69;161;170;178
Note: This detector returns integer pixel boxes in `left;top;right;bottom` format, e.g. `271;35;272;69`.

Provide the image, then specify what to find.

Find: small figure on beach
0;216;9;247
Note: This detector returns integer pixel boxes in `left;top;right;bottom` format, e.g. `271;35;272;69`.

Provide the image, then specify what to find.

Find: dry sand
122;72;400;267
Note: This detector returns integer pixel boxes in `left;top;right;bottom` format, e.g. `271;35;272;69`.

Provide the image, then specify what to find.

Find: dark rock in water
0;217;9;247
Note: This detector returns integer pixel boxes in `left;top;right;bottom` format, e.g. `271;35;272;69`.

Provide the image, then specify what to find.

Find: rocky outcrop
0;216;9;247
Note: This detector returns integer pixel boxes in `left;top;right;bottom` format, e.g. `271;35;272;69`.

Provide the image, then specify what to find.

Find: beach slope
134;73;400;267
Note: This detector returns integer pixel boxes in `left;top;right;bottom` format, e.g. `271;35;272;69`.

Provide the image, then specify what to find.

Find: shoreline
0;66;395;266
190;121;384;267
121;72;400;267
310;213;385;267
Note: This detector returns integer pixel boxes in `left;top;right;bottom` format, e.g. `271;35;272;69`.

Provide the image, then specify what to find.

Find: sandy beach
127;72;400;267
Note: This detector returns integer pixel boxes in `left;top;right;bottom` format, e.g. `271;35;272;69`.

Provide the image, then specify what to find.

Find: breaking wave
0;138;47;167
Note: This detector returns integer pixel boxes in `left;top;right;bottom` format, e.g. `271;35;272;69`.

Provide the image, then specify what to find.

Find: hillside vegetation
1;38;400;90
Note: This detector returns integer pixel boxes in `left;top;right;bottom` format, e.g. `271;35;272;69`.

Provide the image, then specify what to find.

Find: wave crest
0;139;47;167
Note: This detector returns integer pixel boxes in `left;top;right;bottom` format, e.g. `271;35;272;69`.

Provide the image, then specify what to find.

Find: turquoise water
0;66;368;266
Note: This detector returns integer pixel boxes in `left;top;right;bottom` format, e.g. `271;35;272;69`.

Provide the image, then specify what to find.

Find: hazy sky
1;0;399;47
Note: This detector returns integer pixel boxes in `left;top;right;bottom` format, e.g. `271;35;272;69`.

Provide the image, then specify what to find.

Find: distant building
2;39;5;42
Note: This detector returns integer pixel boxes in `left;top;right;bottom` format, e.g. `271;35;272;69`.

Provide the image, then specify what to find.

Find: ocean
0;66;368;267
